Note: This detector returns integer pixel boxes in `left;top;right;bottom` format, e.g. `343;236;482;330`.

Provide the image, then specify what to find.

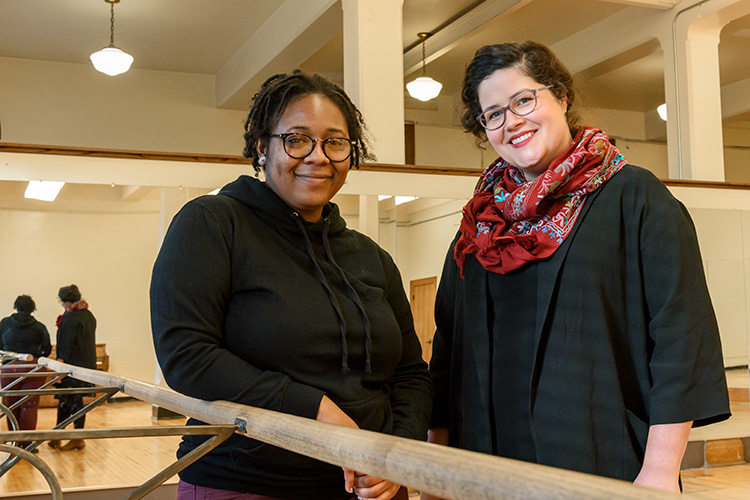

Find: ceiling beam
722;77;750;120
596;0;678;8
551;7;666;75
214;0;341;110
120;185;154;201
403;0;533;77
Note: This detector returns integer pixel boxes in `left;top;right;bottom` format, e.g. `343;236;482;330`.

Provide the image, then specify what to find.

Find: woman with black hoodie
151;71;432;500
0;294;52;440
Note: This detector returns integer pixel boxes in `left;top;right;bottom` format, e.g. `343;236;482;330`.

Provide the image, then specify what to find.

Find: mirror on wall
1;180;748;392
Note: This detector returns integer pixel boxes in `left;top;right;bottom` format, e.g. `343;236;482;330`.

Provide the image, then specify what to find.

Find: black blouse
488;266;538;462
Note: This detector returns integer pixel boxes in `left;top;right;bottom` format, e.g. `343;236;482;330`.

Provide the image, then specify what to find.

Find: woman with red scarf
425;41;730;496
48;284;97;451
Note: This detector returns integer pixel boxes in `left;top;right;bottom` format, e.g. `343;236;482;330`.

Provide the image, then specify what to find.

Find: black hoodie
150;176;432;499
0;312;51;359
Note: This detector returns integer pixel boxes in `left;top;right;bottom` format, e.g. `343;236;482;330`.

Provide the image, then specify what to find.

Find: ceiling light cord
109;2;116;47
406;32;443;102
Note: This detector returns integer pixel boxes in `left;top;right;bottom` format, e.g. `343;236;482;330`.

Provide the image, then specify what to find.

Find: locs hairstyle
242;70;373;173
461;41;580;140
13;295;36;314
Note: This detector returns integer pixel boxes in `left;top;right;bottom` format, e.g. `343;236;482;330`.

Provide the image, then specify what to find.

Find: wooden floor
683;465;750;499
0;400;186;497
0;377;749;499
682;367;750;499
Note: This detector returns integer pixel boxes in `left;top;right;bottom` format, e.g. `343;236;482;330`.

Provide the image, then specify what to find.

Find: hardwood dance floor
0;400;186;497
0;392;748;499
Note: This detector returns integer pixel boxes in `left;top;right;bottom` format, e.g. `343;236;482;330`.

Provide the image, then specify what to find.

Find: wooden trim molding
0;141;251;165
3;141;750;187
0;141;483;177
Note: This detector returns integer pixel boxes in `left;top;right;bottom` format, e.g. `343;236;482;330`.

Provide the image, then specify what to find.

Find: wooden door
410;277;437;364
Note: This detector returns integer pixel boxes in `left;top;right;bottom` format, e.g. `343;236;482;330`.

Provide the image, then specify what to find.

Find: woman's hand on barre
316;395;403;500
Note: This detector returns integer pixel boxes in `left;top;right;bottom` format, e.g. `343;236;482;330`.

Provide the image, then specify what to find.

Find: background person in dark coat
425;41;730;498
0;295;52;441
48;284;96;451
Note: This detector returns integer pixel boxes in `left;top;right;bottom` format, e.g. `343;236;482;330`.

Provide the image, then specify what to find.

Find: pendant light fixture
90;0;133;76
406;32;443;102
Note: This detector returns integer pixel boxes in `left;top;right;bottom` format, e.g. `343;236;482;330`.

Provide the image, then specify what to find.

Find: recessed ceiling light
25;181;65;202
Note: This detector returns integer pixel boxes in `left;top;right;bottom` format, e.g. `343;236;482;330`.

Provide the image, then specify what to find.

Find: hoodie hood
8;312;36;328
219;175;347;234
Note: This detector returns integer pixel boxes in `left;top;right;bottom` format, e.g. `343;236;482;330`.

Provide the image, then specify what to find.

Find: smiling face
478;66;573;181
258;94;351;222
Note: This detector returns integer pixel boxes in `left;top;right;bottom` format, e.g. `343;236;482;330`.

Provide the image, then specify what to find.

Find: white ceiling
2;0;748;116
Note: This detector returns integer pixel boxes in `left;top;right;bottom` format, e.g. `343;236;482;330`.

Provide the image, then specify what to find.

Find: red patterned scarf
454;127;626;276
56;299;89;328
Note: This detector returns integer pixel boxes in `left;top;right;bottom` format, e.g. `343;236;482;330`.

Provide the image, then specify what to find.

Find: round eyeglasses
476;85;553;131
268;133;353;163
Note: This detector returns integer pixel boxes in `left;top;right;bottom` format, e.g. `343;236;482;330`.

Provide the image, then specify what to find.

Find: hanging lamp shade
91;0;133;76
407;76;443;102
90;47;133;76
406;32;442;102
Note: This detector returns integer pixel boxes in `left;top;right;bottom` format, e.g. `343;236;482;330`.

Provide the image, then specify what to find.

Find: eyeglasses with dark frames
476;85;553;131
267;133;353;163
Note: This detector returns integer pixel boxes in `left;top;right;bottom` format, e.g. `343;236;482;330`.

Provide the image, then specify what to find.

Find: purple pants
176;480;408;500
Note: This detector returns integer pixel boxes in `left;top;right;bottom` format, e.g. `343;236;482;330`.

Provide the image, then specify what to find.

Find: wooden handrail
38;358;680;500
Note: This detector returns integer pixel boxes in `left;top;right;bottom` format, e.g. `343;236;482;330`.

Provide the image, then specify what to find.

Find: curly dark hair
13;295;36;314
461;41;579;141
58;284;81;304
242;70;374;173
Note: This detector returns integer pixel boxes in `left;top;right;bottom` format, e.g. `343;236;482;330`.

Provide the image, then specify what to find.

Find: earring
258;155;266;166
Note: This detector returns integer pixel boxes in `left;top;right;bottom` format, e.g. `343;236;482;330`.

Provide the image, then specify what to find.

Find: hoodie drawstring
320;222;373;373
293;213;352;373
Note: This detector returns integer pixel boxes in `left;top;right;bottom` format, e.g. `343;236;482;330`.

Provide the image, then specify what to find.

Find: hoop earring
258;156;266;166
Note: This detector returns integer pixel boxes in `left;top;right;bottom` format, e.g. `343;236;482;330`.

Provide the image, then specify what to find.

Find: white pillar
660;29;682;180
154;186;193;387
666;0;750;181
683;19;725;181
157;187;192;247
342;0;405;165
358;194;379;242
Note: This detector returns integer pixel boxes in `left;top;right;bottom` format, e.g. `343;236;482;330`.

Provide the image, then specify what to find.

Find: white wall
414;124;483;170
0;57;246;155
724;145;750;183
397;198;466;290
687;208;749;367
616;139;669;179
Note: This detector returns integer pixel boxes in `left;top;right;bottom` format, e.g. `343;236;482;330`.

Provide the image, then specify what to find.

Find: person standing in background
0;295;52;447
48;284;96;451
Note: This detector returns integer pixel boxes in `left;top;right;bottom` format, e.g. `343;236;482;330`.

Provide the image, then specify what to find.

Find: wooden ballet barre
38;357;680;500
